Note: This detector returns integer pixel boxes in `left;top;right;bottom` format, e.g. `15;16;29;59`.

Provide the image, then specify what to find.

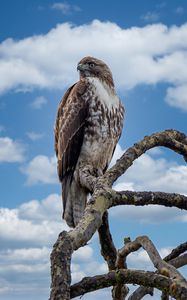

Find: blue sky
0;1;187;299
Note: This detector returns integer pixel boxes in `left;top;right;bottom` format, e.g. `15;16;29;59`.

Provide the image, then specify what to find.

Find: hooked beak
77;63;88;72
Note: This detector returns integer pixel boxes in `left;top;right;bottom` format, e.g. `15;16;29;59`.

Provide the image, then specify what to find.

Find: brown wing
55;80;89;183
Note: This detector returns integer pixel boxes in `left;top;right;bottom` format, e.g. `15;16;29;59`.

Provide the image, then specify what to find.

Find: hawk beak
77;63;87;72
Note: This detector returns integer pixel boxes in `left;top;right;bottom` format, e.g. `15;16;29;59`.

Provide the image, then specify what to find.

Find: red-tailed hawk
55;56;124;227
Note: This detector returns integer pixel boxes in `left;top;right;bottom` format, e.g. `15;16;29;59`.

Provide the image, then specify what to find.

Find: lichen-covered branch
70;269;187;299
128;286;153;300
50;232;73;300
128;241;187;299
110;190;187;210
49;129;187;300
103;129;187;186
164;241;187;262
117;236;187;288
98;211;117;270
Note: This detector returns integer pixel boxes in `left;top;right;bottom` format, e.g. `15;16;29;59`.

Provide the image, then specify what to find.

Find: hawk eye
89;63;95;68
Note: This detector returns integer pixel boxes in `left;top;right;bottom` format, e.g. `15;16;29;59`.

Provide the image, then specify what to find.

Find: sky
0;0;187;299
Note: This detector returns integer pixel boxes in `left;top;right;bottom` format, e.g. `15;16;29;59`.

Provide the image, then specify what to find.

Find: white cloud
30;96;47;109
141;12;160;23
0;191;186;300
109;143;124;167
111;204;185;224
0;193;108;299
112;145;187;195
1;21;187;110
165;84;187;111
51;2;81;14
0;137;25;163
0;194;66;249
111;144;187;223
21;155;58;185
26;131;44;141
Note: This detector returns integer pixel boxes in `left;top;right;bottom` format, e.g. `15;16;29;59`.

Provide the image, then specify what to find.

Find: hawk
55;56;124;227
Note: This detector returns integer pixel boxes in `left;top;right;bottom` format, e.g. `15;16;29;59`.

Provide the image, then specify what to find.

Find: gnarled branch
70;269;187;299
49;129;187;300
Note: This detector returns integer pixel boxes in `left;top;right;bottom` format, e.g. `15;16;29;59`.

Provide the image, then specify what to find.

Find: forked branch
49;129;187;300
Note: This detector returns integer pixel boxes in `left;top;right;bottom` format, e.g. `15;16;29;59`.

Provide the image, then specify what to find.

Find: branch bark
98;211;117;270
103;129;187;186
128;241;187;299
49;129;187;300
70;269;187;299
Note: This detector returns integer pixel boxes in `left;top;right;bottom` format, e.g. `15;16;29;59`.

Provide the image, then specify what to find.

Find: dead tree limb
70;269;187;299
98;211;117;270
103;129;187;187
128;241;187;299
49;129;187;300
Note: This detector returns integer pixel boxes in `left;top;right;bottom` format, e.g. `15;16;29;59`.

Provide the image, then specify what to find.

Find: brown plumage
55;56;124;227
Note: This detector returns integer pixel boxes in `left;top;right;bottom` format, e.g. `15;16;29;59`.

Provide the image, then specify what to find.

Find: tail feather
62;176;87;227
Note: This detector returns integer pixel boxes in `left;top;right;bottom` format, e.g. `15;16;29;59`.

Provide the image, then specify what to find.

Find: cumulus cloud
112;144;187;195
141;12;160;23
21;155;58;185
30;96;47;109
0;195;66;249
111;144;187;223
26;131;44;141
0;137;25;163
51;2;81;14
0;190;186;299
1;21;187;110
165;84;187;111
0;193;108;299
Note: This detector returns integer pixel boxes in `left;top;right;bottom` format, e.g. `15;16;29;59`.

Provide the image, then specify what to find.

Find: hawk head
77;56;114;88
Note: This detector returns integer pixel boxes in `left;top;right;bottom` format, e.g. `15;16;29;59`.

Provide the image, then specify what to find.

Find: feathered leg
62;176;87;227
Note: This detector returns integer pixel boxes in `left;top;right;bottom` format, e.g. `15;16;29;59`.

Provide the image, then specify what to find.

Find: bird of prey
55;56;124;227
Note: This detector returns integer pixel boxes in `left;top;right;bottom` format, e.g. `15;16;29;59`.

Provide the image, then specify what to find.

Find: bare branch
164;241;187;262
50;129;187;300
169;253;187;269
50;231;73;300
117;236;187;287
128;242;187;299
109;190;187;210
98;211;117;271
128;286;153;300
70;269;187;299
103;129;187;186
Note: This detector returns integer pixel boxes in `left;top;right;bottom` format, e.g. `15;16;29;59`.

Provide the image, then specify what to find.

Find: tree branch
70;269;187;299
98;211;117;271
109;190;187;210
128;286;153;300
116;236;187;287
128;242;187;299
50;232;73;300
103;129;187;186
164;241;187;262
49;129;187;300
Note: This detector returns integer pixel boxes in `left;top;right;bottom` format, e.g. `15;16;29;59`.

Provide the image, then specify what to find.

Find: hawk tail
62;176;87;227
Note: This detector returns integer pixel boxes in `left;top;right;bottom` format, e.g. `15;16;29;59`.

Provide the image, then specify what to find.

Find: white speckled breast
76;77;124;174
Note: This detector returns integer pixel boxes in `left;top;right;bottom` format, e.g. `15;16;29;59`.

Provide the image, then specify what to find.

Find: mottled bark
128;241;187;299
103;129;187;187
70;269;187;299
98;211;117;270
49;129;187;300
